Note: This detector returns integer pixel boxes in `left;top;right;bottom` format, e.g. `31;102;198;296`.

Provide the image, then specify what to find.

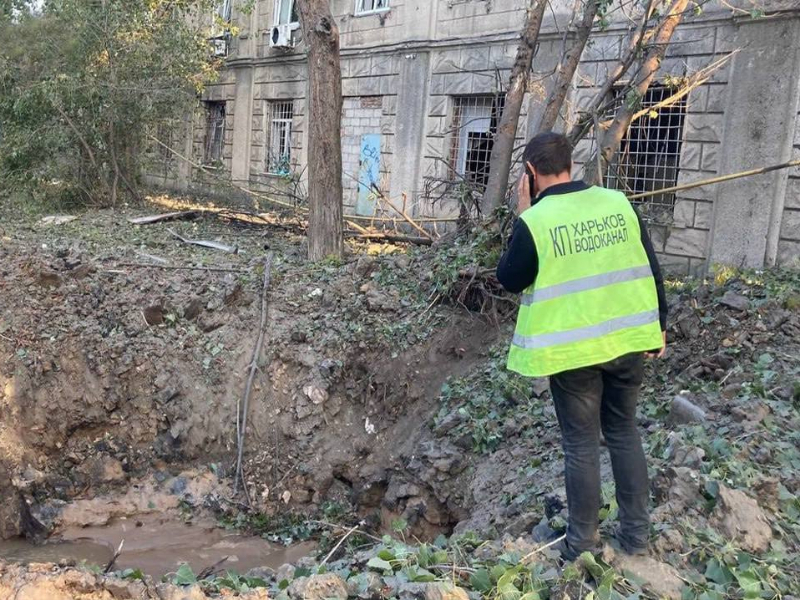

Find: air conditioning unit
270;23;296;48
210;36;229;57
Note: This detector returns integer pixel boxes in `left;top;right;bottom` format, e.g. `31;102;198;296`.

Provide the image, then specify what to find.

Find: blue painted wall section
356;133;382;216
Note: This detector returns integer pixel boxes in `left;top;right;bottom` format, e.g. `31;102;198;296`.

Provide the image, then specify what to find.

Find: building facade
146;0;800;274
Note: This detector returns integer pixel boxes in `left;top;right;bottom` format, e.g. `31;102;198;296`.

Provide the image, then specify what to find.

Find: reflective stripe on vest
511;309;659;349
507;186;663;378
520;264;654;305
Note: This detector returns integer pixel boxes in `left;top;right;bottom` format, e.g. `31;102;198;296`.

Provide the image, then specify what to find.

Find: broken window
356;0;389;15
204;101;226;165
605;84;687;217
274;0;298;24
450;95;505;190
267;100;294;175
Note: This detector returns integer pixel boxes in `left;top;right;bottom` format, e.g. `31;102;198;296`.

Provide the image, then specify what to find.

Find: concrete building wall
146;0;800;272
780;105;800;266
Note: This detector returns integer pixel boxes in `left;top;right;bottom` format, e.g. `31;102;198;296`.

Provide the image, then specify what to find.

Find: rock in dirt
0;465;45;540
422;582;470;600
347;572;383;599
652;467;703;521
718;290;750;311
602;546;685;600
669;394;707;425
288;573;348;600
394;582;470;600
80;455;127;485
354;256;378;277
0;561;271;600
712;485;772;552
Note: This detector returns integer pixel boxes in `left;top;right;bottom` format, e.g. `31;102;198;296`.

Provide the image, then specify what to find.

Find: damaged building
145;0;800;274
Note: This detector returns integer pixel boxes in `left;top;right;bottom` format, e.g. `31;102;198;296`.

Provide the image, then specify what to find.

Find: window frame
355;0;390;17
216;0;232;22
449;94;504;190
265;100;294;175
273;0;299;26
603;82;688;216
204;101;226;166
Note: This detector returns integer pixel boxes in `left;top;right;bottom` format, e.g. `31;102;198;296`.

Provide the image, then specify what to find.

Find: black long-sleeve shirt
496;181;668;331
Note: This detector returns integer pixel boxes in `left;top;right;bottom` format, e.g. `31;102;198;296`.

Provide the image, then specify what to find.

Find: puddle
0;537;113;565
0;514;315;580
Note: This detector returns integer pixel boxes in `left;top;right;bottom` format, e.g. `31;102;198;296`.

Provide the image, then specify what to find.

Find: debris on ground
0;197;799;597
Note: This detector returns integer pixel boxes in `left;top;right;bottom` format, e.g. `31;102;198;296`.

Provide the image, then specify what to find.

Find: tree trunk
481;0;548;215
583;0;689;185
296;0;344;261
566;0;656;146
537;0;599;133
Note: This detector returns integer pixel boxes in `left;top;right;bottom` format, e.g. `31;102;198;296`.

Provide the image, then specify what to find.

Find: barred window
267;100;294;175
450;95;505;190
356;0;389;15
204;101;225;165
605;84;687;213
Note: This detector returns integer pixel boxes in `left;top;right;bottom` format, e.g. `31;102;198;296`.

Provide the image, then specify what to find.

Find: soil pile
1;200;799;598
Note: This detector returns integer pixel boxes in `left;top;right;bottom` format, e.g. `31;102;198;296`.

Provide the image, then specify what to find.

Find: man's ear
525;160;536;177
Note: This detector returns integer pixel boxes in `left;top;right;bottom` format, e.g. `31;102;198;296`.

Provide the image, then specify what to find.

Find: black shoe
531;519;558;543
552;538;582;562
611;534;649;556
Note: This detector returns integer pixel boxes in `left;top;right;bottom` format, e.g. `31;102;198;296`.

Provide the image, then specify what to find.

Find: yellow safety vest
507;186;663;377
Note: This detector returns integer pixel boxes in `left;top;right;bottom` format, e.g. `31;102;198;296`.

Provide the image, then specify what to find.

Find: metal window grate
356;0;389;15
604;85;687;217
449;94;505;190
267;100;294;175
204;101;225;164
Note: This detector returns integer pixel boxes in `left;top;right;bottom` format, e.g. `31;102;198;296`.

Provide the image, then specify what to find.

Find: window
356;0;390;15
605;84;687;212
266;100;294;175
216;0;232;21
204;102;226;165
274;0;298;25
450;95;505;190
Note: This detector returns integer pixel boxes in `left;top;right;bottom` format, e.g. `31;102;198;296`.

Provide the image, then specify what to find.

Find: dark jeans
549;352;650;553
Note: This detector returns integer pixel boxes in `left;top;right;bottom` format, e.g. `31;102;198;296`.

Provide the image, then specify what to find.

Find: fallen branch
103;540;124;574
149;135;460;224
307;520;383;543
235;254;273;498
168;228;238;254
347;232;433;246
198;556;230;580
521;534;566;563
628;158;800;201
378;192;434;241
128;211;201;225
111;262;248;273
320;521;365;567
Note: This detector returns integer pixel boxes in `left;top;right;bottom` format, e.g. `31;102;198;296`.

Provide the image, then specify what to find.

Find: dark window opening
605;84;688;219
204;101;225;165
450;94;505;190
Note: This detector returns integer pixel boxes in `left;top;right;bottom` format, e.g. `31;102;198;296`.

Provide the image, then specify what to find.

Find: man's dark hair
522;132;573;175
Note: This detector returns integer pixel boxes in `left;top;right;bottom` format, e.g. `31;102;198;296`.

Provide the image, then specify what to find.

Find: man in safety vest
496;132;667;560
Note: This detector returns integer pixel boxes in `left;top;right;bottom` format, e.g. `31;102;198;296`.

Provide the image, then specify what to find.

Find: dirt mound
0;207;497;539
0;560;270;599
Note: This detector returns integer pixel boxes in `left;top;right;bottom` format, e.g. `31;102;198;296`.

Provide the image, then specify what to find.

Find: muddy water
0;514;315;579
